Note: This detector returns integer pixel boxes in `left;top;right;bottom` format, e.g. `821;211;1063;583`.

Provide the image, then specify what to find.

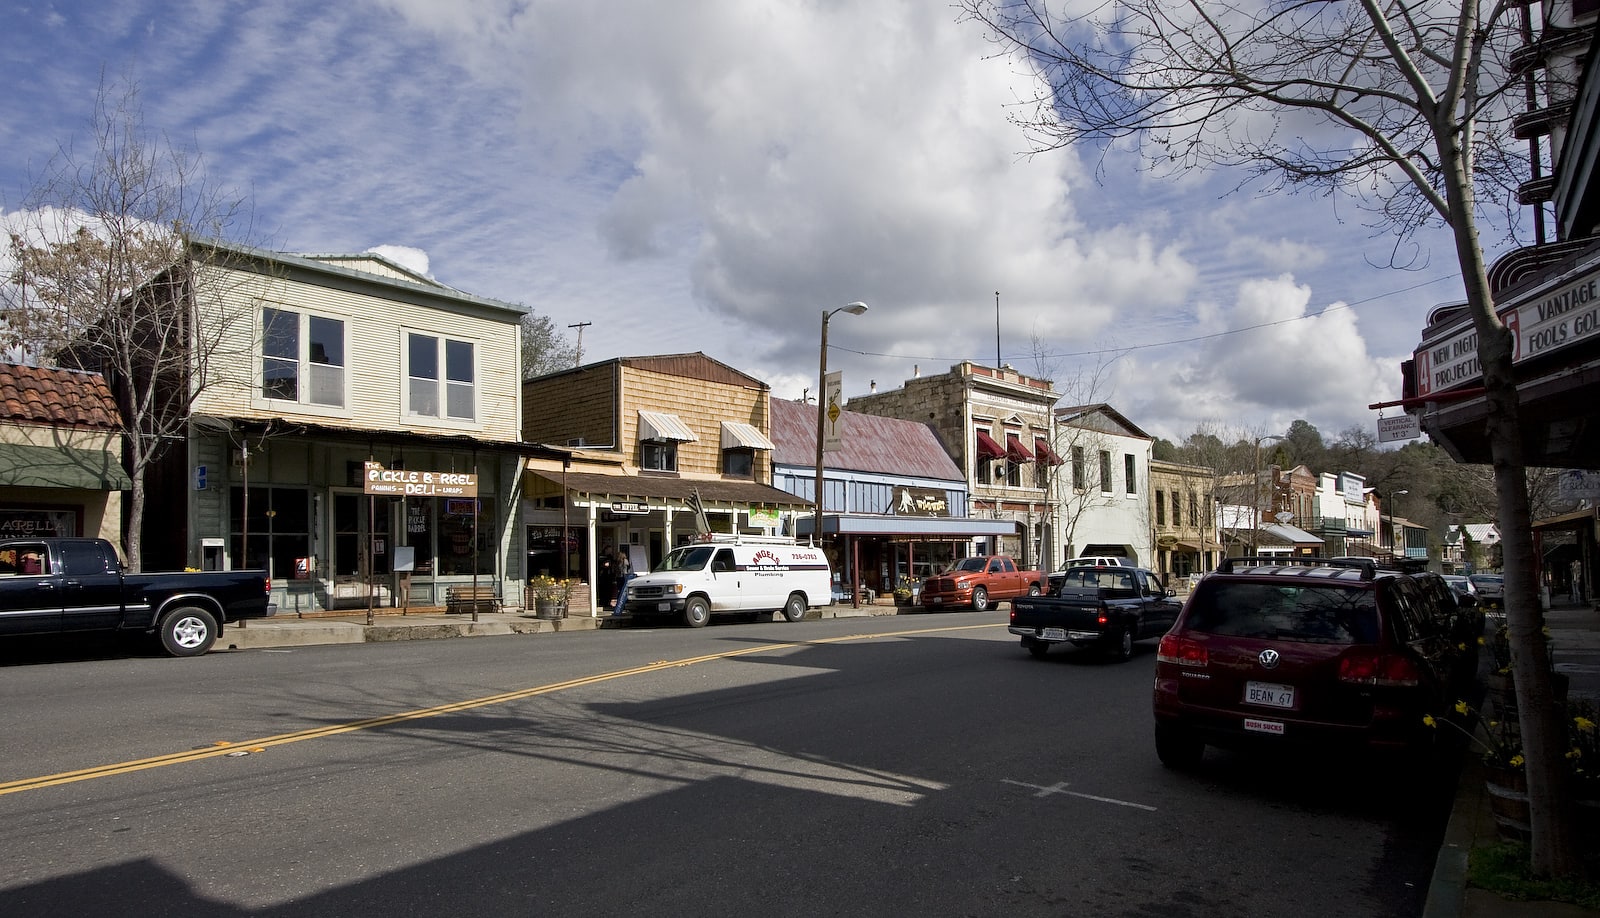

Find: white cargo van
621;534;832;627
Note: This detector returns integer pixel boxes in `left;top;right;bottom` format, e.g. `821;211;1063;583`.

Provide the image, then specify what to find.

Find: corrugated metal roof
526;468;810;508
770;398;962;482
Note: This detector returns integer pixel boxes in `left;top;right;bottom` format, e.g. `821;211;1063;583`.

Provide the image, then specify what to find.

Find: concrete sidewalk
218;600;902;651
1426;599;1600;918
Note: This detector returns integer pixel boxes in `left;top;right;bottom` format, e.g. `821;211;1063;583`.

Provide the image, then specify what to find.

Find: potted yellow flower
529;574;576;619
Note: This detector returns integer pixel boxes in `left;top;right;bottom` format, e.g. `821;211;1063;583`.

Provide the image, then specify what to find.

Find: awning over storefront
1260;522;1326;545
720;421;775;450
526;467;808;509
974;429;1005;460
638;410;698;442
1173;539;1225;552
0;443;131;490
1034;438;1064;466
796;514;1019;538
1005;434;1034;462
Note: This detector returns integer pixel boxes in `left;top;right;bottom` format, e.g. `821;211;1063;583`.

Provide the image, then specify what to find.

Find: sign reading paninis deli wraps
363;462;478;497
1415;259;1600;398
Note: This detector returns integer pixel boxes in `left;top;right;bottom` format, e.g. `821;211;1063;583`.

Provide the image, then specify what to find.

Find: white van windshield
659;546;715;572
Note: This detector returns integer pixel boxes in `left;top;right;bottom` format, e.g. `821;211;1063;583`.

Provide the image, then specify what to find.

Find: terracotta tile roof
0;363;123;429
770;398;963;481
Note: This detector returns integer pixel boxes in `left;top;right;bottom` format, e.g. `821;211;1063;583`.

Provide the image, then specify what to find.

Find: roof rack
1215;556;1376;581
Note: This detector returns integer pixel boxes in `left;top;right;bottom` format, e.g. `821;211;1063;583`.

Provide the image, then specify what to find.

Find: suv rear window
1184;582;1380;645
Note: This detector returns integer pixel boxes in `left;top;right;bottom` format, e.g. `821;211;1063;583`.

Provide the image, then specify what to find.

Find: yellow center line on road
0;622;997;796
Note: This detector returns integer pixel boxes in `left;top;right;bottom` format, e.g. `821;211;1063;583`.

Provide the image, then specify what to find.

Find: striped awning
720;421;775;450
638;410;698;442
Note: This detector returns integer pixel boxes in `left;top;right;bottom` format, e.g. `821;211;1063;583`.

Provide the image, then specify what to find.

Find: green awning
0;443;131;490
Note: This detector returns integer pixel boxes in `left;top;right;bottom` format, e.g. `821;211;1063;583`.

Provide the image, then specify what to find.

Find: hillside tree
960;0;1577;873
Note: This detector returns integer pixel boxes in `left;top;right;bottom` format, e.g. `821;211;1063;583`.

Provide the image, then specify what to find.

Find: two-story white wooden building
152;242;528;613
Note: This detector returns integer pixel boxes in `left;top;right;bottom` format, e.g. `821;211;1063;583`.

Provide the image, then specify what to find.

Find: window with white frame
262;307;345;408
642;440;677;471
1124;454;1137;495
406;332;476;421
1099;450;1113;493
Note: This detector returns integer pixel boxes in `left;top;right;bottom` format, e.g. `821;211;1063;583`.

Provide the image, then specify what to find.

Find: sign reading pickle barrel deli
364;461;478;497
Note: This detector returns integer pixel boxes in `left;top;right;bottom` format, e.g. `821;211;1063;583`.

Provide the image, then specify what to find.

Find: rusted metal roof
0;363;123;429
526;468;810;508
770;398;962;481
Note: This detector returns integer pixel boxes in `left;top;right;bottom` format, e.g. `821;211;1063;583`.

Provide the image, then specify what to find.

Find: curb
1423;748;1484;918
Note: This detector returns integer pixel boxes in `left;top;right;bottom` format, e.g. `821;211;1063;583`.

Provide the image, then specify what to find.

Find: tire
781;593;807;623
1155;723;1204;770
1025;638;1050;659
158;606;218;657
1026;583;1042;597
971;587;990;612
684;596;711;628
1110;625;1135;662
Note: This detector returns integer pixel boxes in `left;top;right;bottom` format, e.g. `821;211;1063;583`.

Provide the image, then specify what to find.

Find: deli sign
364;461;478;497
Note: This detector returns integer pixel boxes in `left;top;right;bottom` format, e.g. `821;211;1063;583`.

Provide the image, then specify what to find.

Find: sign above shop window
610;501;647;514
363;461;478;497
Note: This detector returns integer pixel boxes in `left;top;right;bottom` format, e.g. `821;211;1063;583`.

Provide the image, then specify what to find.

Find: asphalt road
0;613;1453;917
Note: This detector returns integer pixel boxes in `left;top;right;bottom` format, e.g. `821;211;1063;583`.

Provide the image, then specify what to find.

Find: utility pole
568;321;592;368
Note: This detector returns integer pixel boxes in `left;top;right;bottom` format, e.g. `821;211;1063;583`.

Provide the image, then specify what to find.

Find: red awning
1006;433;1034;462
1034;438;1064;466
974;430;1005;460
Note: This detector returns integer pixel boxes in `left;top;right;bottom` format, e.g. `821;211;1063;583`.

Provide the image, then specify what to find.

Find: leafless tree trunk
960;0;1576;874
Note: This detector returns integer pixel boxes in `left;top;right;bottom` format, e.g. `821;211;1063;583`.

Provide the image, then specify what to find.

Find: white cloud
0;0;1474;444
366;245;432;279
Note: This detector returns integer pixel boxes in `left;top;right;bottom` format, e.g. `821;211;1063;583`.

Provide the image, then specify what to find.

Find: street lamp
1250;434;1287;556
813;302;868;554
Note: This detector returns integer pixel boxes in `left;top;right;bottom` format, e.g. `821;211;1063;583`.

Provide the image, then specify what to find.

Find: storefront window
439;498;493;575
230;486;309;578
0;507;78;539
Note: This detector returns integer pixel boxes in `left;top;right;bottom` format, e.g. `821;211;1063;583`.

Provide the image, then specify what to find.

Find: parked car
1153;556;1467;770
1469;573;1504;612
620;534;830;627
920;555;1042;612
0;537;275;656
1441;574;1476;601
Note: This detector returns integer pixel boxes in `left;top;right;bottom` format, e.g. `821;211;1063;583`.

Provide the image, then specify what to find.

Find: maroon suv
1153;557;1461;769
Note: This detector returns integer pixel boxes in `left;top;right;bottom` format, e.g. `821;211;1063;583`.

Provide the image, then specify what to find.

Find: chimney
913;364;920;377
870;380;877;393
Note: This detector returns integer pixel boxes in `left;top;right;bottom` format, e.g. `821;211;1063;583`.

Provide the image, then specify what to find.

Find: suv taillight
1157;634;1207;667
1337;649;1420;687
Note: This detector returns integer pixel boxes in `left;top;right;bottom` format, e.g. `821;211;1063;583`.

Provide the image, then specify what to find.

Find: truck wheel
684;596;711;628
781;593;807;622
1155;723;1205;770
158;606;218;657
1025;637;1050;659
1026;583;1041;597
971;587;989;612
1110;626;1135;662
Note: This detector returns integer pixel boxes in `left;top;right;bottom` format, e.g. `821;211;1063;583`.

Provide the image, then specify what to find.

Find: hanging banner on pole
822;370;844;453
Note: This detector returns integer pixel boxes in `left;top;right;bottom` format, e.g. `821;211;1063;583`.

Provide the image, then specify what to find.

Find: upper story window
722;448;754;477
262;307;346;408
406;333;475;421
642;440;677;471
1156;491;1166;526
1189;491;1199;527
1099;450;1113;493
1071;446;1086;490
1124;454;1137;495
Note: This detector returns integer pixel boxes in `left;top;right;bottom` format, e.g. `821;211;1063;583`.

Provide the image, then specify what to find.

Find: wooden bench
445;585;500;615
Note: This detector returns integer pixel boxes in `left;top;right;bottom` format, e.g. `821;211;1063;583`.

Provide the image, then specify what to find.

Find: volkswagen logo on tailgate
1257;648;1281;669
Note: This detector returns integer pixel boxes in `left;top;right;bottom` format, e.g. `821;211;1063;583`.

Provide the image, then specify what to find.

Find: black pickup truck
0;538;275;656
1009;565;1180;661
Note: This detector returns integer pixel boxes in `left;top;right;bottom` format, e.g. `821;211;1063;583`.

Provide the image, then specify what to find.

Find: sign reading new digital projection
363;461;478;497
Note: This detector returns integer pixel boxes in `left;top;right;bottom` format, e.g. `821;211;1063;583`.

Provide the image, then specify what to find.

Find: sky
0;0;1479;446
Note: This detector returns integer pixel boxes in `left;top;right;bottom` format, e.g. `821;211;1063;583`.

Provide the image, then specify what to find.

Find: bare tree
959;0;1575;873
520;312;579;379
3;78;256;571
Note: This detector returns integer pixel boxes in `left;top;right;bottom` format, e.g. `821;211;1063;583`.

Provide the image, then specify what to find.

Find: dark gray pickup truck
1009;565;1180;661
0;537;275;656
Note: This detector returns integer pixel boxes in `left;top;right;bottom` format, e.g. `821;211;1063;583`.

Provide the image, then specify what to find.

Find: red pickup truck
919;555;1043;612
